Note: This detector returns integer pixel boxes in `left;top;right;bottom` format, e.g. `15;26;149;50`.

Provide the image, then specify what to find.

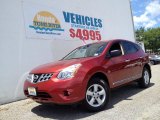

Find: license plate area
28;87;37;96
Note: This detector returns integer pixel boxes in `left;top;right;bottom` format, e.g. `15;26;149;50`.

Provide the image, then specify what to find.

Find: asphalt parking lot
0;64;160;120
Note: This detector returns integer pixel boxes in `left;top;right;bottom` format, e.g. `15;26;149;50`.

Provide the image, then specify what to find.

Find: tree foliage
135;27;160;53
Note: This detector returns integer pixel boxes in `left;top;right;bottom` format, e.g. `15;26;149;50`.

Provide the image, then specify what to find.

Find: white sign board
23;1;104;41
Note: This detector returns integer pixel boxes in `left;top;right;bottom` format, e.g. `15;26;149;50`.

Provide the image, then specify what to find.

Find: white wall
0;0;135;104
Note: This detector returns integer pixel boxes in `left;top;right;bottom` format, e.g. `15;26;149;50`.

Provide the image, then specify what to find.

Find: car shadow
31;83;154;120
108;82;154;109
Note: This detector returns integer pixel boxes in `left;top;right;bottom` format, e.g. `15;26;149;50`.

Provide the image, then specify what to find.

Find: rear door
121;41;142;80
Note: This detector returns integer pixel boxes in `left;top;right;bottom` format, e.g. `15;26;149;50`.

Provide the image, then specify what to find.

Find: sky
131;0;160;29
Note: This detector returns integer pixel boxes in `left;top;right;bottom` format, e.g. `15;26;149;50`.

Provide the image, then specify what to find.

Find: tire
150;60;155;65
84;78;110;112
35;101;52;105
138;67;150;88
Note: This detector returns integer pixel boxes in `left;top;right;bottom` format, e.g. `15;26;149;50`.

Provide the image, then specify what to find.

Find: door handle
125;59;130;62
139;56;143;59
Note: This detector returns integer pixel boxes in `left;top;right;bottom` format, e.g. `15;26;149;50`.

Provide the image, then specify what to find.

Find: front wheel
138;67;150;88
84;78;110;111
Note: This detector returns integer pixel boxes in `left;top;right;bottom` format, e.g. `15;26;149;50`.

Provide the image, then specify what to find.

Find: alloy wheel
86;84;106;107
144;70;150;85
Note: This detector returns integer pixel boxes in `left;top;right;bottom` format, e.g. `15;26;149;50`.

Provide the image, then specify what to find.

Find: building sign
22;1;103;41
29;11;64;35
63;11;103;41
22;1;65;40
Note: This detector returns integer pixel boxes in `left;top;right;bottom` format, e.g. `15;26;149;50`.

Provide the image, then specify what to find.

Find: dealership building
0;0;135;104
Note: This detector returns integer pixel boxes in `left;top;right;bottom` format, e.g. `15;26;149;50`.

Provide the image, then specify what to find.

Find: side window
134;43;141;50
122;41;138;54
109;42;122;56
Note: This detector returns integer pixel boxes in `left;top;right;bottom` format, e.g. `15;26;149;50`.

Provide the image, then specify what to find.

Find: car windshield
62;42;107;60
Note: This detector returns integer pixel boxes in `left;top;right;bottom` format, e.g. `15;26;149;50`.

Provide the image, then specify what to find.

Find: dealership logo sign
29;11;64;35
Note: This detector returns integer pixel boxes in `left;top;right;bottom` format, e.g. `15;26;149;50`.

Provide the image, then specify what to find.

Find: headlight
26;74;34;82
57;64;81;80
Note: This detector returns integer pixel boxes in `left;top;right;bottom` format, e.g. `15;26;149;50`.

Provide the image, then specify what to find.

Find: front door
104;42;132;88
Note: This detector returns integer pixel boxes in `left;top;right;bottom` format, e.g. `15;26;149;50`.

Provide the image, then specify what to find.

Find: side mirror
110;50;122;58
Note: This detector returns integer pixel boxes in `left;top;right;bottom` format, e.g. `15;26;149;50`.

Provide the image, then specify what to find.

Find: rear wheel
138;67;150;88
84;78;110;111
150;60;155;65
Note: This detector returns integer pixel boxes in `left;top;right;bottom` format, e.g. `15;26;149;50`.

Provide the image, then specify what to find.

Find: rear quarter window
122;41;138;55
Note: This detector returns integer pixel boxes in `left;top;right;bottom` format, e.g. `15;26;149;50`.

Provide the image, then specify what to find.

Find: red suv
24;39;151;111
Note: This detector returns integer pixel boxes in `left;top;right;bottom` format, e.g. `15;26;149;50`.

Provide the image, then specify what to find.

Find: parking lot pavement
0;64;160;120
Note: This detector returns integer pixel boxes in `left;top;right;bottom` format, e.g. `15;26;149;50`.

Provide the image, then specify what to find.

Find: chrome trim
31;73;53;83
113;73;141;85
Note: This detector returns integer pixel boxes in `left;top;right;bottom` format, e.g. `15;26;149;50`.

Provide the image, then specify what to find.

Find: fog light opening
63;90;71;96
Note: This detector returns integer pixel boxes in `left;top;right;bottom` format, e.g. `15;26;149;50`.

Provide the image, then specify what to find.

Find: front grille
32;73;53;83
25;90;52;98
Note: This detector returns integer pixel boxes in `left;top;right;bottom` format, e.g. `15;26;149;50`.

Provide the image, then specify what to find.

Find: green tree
135;27;145;42
135;27;160;53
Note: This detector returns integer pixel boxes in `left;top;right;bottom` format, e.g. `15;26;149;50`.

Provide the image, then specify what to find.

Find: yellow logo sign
29;11;64;32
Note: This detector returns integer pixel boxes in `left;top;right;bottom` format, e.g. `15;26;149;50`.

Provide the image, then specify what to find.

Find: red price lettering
83;30;89;40
69;28;75;38
76;29;83;39
69;28;101;41
95;31;101;40
89;30;96;40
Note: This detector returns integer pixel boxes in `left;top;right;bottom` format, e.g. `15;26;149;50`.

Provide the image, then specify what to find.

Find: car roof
83;39;134;46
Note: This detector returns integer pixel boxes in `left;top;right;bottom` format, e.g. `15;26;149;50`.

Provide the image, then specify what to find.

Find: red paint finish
24;39;151;104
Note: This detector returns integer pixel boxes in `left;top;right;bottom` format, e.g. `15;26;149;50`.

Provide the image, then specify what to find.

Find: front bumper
24;77;85;104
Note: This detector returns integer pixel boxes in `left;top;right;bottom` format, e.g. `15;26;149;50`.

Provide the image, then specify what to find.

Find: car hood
31;57;95;73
